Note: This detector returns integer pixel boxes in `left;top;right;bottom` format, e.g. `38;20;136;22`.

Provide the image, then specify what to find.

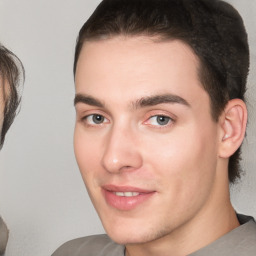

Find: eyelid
77;109;110;127
143;110;176;127
144;115;173;126
75;104;112;117
84;114;109;124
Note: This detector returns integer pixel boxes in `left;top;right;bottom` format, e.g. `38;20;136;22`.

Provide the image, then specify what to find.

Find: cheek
141;131;218;220
0;101;4;134
74;127;102;181
142;125;218;191
143;131;206;170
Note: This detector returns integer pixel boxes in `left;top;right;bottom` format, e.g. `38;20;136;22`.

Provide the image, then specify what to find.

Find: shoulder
190;214;256;256
52;234;125;256
236;215;256;253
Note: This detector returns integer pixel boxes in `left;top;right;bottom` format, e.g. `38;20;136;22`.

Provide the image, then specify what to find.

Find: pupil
93;115;103;124
157;116;169;125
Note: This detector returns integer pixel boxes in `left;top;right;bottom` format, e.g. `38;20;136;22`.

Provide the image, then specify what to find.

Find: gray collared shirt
52;214;256;256
189;214;256;256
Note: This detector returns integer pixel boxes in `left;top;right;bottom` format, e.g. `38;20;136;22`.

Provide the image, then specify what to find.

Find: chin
103;222;166;245
108;232;150;245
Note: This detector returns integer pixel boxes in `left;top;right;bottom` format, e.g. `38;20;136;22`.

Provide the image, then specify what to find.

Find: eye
83;114;108;125
145;115;172;126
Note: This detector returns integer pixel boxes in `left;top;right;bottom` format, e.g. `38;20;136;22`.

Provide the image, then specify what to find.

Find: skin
0;77;5;134
0;78;8;252
74;36;245;256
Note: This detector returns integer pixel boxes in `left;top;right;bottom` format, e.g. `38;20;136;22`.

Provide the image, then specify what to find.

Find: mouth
113;191;140;197
102;185;155;211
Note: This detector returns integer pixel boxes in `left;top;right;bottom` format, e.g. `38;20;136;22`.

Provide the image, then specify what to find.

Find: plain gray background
0;0;255;255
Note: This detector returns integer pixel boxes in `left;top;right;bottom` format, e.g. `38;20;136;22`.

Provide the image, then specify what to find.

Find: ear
218;99;247;158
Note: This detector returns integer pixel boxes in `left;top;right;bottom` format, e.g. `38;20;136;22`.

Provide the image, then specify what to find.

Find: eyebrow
74;93;190;109
134;94;190;109
74;94;104;108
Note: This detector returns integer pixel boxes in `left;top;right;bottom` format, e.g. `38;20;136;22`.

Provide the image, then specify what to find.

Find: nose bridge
101;121;142;173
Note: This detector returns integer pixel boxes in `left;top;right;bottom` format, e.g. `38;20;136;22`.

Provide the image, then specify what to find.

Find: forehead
76;36;200;78
75;36;207;106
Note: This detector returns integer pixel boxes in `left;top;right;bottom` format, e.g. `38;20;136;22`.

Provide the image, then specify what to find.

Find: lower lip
103;190;155;211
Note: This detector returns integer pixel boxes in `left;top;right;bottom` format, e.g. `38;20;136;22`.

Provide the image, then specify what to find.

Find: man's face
74;37;222;245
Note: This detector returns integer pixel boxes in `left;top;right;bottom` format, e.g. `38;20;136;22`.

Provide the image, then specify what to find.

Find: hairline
74;34;220;122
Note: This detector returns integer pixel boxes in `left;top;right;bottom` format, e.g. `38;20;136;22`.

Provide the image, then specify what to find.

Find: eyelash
80;113;175;129
143;115;174;128
81;114;109;126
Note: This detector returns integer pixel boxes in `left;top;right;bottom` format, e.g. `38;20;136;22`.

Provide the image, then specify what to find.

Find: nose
101;125;143;174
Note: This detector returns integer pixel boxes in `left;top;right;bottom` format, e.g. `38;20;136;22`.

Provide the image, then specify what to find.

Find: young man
53;0;256;255
0;45;24;254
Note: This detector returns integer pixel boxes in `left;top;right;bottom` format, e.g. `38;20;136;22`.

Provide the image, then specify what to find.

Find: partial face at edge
74;37;221;244
0;77;6;137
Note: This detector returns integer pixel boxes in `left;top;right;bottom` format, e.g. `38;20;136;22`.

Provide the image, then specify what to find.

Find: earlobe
218;99;247;158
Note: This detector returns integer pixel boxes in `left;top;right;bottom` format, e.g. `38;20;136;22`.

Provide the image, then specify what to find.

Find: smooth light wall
0;0;255;255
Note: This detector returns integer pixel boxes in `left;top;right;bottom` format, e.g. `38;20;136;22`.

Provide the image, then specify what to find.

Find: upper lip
102;184;155;193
